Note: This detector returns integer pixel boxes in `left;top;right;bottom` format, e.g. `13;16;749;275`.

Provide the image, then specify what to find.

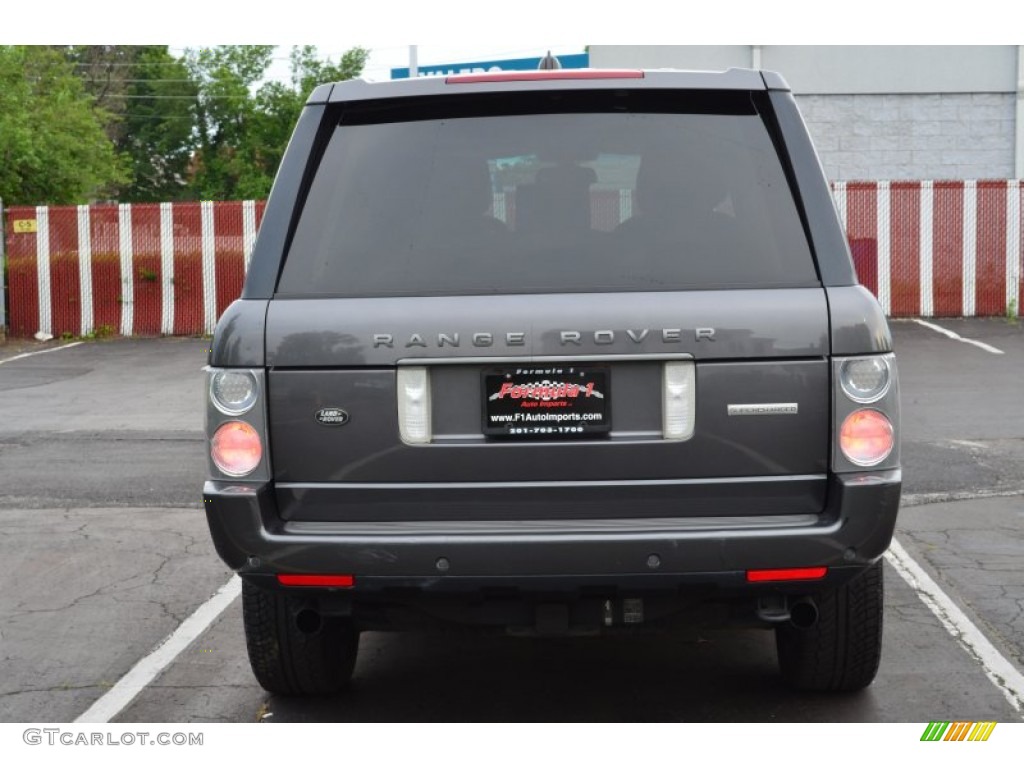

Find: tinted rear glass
277;91;817;297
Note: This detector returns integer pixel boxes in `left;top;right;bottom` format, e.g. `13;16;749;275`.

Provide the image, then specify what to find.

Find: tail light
833;353;899;471
211;421;263;476
839;409;894;466
206;367;269;481
839;357;891;403
210;370;258;415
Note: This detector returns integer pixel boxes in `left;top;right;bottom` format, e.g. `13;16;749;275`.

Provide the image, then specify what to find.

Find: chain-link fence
3;201;264;339
833;180;1022;318
2;184;1021;339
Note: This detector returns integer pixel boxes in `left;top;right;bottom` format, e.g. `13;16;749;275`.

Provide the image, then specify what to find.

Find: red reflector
746;567;828;583
446;69;644;84
277;574;355;588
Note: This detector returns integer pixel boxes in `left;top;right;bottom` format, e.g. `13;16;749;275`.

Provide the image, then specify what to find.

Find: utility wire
80;78;198;83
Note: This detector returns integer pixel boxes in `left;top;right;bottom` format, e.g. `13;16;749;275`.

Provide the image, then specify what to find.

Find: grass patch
60;324;118;341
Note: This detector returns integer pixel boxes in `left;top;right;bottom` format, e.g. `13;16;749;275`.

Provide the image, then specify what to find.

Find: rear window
277;91;818;297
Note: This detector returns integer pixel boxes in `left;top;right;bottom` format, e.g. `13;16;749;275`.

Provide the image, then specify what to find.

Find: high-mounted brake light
446;69;644;84
277;574;355;588
746;567;828;583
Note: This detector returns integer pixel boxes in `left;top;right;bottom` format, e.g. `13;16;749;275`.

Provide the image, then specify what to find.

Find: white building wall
762;46;1017;94
797;93;1016;180
589;46;1022;180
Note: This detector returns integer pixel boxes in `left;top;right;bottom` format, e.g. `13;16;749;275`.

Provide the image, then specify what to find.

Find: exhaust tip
789;598;819;629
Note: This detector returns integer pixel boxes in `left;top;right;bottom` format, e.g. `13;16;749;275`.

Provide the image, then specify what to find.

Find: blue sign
391;52;589;80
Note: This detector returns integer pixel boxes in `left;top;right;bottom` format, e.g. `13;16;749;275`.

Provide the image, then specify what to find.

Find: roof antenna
538;51;562;70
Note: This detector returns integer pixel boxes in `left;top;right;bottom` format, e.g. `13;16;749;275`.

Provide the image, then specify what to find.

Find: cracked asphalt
0;322;1021;722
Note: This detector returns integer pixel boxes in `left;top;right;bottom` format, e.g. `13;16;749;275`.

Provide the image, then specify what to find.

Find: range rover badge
315;407;350;426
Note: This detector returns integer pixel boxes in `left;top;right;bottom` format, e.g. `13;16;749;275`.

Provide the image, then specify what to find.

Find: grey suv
203;68;900;696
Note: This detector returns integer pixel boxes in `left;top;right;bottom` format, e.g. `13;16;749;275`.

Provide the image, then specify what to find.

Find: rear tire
242;580;359;695
775;560;884;692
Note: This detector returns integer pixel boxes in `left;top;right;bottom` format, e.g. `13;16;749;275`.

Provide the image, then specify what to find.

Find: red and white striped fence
2;183;1022;339
4;201;264;339
834;180;1022;318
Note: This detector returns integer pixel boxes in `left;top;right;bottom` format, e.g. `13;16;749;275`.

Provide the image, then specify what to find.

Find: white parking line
74;575;241;724
910;318;1005;355
948;439;988;450
0;341;83;366
886;538;1024;713
901;488;1024;507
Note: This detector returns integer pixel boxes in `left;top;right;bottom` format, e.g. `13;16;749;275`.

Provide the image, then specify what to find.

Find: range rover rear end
203;68;900;696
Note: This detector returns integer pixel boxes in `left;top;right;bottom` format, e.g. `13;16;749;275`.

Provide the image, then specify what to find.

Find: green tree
187;45;367;200
67;46;199;202
187;45;275;200
0;46;128;204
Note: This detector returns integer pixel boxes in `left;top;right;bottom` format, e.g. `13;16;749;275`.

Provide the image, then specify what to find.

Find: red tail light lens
840;409;894;466
211;421;262;476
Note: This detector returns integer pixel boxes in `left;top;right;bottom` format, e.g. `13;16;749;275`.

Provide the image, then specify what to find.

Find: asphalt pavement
0;322;1021;722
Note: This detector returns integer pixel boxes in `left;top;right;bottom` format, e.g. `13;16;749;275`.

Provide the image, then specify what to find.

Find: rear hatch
265;86;830;522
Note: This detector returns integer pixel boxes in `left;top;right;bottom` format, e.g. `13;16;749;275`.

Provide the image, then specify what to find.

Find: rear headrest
517;164;597;234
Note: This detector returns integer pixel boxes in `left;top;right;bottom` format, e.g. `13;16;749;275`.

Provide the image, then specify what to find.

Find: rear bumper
204;470;900;589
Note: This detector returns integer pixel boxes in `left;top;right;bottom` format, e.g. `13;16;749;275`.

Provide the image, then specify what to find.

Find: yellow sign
12;219;38;234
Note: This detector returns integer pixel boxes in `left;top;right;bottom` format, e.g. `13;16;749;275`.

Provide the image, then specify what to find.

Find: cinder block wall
797;93;1016;180
588;45;1022;182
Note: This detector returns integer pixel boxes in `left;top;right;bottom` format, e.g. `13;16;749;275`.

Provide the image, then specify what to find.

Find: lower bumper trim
204;470;900;579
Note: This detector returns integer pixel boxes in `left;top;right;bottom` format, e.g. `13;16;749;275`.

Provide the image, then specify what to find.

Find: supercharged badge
315;407;350;426
727;403;799;416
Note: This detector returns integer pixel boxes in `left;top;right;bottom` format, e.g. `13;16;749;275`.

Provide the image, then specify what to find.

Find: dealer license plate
482;366;611;439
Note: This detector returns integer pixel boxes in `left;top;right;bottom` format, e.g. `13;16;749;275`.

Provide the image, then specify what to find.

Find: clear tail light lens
210;371;258;415
662;360;695;440
397;367;431;444
839;409;894;466
839;357;890;403
211;421;263;476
